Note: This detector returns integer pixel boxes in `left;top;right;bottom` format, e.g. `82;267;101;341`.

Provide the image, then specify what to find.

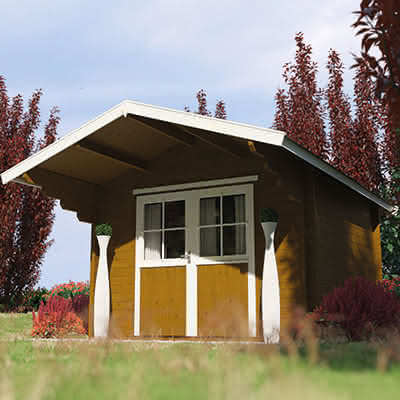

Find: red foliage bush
31;296;86;338
312;276;400;340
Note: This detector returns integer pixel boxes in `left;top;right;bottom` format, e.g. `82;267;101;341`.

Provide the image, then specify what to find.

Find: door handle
180;251;191;263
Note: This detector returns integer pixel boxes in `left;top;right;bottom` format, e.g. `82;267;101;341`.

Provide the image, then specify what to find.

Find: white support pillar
93;235;111;337
261;221;280;343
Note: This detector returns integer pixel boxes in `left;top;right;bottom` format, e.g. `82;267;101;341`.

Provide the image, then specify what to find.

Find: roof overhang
0;99;394;213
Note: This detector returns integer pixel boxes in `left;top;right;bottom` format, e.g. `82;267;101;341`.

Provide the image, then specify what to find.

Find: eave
0;99;393;213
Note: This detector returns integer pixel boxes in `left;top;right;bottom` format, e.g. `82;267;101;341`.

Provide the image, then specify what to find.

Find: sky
1;0;365;288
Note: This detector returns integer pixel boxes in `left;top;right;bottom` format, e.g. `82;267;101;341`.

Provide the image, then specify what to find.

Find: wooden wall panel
197;264;248;338
140;267;186;336
305;170;382;311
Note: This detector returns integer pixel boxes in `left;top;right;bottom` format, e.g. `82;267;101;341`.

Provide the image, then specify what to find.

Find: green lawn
0;313;32;339
1;313;400;400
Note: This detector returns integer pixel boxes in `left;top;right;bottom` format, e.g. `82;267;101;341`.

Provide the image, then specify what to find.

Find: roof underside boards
0;99;393;212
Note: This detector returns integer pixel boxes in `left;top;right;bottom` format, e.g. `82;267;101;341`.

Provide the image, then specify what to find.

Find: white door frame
134;179;257;337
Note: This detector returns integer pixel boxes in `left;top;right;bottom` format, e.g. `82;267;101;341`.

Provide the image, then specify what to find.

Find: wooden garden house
1;100;393;340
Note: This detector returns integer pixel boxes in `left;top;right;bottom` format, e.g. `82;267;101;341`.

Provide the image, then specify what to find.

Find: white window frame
139;194;188;267
134;180;256;337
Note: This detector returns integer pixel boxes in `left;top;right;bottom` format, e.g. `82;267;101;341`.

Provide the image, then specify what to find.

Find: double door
134;184;255;337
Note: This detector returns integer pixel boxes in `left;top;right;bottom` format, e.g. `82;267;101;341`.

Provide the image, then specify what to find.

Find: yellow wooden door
197;264;248;338
140;266;186;336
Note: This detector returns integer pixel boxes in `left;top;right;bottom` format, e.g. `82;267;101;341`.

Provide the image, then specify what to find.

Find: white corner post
261;221;280;343
94;235;111;337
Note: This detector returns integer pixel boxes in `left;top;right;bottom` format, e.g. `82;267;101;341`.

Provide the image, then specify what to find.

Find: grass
0;313;32;339
2;340;400;400
1;313;400;399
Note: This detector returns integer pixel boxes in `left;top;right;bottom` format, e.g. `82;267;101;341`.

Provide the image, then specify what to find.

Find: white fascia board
0;102;128;185
282;137;394;213
124;101;286;147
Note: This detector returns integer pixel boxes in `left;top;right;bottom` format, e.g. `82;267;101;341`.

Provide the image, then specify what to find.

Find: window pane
144;203;162;230
165;200;185;229
223;225;246;255
200;227;221;257
223;194;245;224
165;229;185;259
200;197;220;226
144;231;161;260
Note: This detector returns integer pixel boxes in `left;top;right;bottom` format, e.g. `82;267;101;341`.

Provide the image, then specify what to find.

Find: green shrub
260;208;279;223
49;281;89;300
22;287;49;311
95;223;112;236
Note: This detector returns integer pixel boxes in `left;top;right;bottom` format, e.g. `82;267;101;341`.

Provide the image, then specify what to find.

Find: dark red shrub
312;276;400;340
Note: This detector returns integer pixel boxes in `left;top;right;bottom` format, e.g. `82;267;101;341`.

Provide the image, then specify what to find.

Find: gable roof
0;99;393;212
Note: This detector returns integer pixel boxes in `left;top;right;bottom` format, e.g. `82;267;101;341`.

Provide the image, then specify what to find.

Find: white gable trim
0;99;393;212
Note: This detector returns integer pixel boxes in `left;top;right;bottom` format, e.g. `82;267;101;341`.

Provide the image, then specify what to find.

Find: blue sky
1;0;364;288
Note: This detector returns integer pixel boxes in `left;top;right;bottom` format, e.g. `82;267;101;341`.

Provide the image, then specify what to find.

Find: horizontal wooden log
112;301;134;311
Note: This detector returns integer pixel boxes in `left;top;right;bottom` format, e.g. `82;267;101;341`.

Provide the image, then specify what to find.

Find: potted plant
260;208;280;343
94;223;112;338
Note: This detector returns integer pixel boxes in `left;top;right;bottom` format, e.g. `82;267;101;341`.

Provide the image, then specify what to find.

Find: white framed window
199;193;246;258
136;184;253;267
144;200;186;260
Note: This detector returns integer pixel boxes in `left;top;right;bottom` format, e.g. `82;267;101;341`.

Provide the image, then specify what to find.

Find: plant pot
261;221;280;343
94;235;111;337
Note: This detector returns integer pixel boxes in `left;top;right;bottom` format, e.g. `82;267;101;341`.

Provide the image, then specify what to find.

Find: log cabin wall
88;136;382;339
305;169;382;311
88;140;313;338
